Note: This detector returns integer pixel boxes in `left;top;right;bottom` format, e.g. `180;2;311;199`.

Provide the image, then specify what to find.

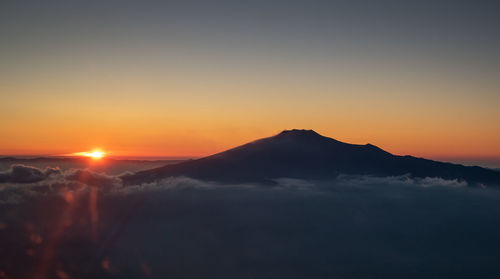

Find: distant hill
0;157;186;176
122;129;500;186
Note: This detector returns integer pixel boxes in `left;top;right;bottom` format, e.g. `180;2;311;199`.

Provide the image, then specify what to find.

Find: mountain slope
122;129;500;186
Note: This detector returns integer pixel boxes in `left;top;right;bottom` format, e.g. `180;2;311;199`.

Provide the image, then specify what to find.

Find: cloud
1;165;500;278
334;174;468;188
65;169;121;188
0;164;61;183
272;178;315;189
113;176;214;194
0;163;477;205
0;165;122;204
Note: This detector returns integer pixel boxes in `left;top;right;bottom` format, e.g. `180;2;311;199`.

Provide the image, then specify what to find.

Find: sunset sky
1;0;499;159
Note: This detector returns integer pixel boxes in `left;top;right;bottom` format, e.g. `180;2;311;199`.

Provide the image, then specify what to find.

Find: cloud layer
0;164;61;183
0;164;473;205
0;164;500;278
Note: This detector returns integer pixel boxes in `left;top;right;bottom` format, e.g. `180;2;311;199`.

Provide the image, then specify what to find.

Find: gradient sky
1;0;499;159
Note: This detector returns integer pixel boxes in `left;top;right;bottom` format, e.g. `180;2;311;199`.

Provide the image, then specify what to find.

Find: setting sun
73;150;106;159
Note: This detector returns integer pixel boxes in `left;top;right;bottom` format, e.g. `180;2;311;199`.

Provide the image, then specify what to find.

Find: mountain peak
276;129;322;138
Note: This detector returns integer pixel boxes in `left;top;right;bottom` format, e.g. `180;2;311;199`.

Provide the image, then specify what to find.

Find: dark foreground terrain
1;176;500;279
2;130;500;278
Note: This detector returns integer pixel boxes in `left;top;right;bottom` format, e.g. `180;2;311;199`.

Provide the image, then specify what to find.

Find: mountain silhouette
122;129;500;186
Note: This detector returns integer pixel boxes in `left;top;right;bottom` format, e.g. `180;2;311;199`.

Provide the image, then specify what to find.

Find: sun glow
73;150;106;159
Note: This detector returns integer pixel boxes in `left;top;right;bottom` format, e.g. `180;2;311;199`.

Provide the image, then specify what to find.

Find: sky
0;0;499;159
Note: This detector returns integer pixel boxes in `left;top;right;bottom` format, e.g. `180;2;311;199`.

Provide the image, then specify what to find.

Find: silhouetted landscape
1;129;500;278
124;129;500;186
0;157;184;176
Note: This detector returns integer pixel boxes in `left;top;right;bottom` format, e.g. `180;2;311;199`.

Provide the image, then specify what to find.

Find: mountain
122;129;500;186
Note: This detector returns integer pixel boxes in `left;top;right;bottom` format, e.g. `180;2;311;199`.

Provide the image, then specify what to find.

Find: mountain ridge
122;129;500;186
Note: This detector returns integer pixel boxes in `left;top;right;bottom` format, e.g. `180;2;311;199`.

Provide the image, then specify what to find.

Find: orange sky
1;62;500;159
1;88;499;159
1;1;500;160
1;64;499;159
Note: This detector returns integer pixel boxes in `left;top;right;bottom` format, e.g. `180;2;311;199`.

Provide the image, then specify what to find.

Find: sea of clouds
0;164;500;279
0;164;472;205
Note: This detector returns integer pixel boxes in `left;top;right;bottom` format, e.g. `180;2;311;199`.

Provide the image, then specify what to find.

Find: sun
86;151;105;158
73;150;106;159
